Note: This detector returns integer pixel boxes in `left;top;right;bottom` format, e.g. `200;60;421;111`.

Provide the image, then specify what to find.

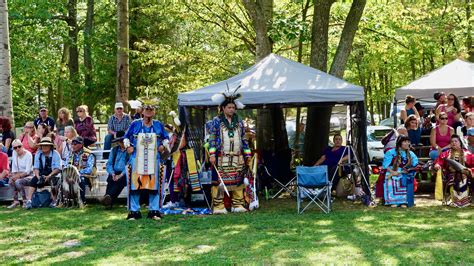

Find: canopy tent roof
395;59;474;101
178;54;364;108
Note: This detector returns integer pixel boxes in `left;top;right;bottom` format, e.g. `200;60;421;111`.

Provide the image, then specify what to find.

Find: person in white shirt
7;139;33;208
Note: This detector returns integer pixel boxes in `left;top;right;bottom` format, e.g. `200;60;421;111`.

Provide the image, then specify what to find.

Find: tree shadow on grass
0;199;473;264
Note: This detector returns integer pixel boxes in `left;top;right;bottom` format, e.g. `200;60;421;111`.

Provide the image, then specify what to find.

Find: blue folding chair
296;165;331;214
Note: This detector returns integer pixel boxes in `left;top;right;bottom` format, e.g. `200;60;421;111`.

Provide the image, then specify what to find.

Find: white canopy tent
395;59;474;101
178;53;364;107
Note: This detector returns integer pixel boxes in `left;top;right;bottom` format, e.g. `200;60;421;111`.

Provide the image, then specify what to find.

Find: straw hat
38;137;54;146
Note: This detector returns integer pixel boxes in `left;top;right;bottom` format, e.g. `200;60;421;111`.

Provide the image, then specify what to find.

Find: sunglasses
76;110;84;113
40;110;47;112
116;107;123;110
13;146;22;150
440;117;448;120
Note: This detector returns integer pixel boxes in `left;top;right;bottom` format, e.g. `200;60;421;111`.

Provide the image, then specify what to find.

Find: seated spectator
0;150;9;186
25;137;62;209
7;140;33;208
55;107;74;137
436;93;462;129
36;123;50;144
0;116;15;157
405;114;421;145
429;112;454;160
132;106;143;120
67;136;95;204
468;128;474;154
314;134;350;190
461;96;473;113
104;102;131;159
415;102;433;137
400;95;420;124
458;112;473;140
19;122;39;154
74;105;97;147
434;135;473;208
58;126;78;167
434;91;446;110
382;126;408;153
33;106;55;131
101;131;128;209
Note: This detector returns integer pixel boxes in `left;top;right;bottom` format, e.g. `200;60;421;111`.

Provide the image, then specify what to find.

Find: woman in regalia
434;135;473;207
383;135;418;207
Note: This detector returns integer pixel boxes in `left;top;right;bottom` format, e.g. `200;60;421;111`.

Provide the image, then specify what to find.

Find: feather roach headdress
211;83;245;110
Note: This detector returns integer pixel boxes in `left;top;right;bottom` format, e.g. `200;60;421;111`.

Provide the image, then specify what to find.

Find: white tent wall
395;59;474;101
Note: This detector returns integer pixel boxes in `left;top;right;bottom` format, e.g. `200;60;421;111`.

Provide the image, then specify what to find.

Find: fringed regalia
209;114;252;212
435;149;473;207
124;119;168;213
383;149;418;206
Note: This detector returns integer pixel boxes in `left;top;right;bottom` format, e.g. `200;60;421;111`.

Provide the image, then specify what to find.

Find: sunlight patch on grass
313;219;333;226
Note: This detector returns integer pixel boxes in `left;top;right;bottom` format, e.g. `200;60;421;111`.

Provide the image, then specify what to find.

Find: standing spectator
0;116;15;157
458;112;474;143
58;126;78;167
33;106;55;130
104;102;131;159
7;140;33;208
400;95;420;124
0;150;9;186
429;112;454;160
74;105;97;147
55;107;74;136
18;122;39;154
101;131;128;209
436;93;462;128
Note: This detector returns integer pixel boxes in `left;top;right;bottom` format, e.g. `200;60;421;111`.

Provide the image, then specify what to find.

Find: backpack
31;190;52;208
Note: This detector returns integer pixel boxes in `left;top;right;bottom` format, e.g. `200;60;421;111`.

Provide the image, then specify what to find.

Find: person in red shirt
0;151;10;186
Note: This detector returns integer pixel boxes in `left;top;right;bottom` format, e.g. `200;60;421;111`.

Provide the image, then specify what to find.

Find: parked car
367;125;392;164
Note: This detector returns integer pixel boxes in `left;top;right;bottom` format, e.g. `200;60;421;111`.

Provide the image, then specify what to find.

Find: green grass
0;199;473;265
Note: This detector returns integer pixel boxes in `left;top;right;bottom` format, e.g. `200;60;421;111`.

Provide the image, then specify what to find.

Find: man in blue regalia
123;104;169;220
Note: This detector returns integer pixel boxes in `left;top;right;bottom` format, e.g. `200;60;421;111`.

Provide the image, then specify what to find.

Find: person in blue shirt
124;104;169;220
68;136;95;205
101;131;129;209
25;137;62;209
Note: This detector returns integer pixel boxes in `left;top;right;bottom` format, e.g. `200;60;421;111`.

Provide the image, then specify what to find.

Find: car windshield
367;129;392;142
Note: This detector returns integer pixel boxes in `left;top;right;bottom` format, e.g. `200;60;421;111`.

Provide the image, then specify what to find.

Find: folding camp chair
296;165;331;214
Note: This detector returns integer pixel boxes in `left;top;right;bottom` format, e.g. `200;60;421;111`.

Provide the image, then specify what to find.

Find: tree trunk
84;0;94;101
243;0;289;153
57;43;69;109
329;0;367;78
467;0;473;62
0;0;13;123
67;0;79;109
116;0;129;105
304;0;334;165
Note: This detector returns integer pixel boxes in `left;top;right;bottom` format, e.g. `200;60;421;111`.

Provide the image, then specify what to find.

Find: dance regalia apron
125;120;168;191
437;149;473;208
383;149;418;206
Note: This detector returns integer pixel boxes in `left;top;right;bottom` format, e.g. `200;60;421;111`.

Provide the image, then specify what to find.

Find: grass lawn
0;198;473;265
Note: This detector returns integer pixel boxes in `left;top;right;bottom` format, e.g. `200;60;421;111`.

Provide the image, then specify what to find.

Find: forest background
7;0;472;126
